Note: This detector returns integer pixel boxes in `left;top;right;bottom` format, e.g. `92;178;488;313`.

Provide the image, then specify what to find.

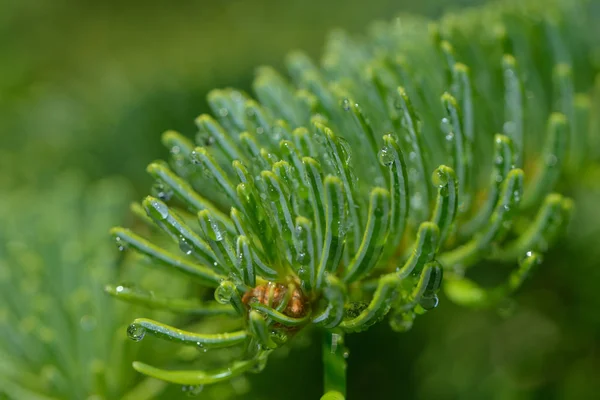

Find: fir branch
110;0;599;397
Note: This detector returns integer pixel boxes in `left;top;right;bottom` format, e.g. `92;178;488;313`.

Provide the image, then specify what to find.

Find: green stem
322;331;347;398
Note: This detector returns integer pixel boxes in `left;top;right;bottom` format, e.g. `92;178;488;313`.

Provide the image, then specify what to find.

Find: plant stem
322;330;347;399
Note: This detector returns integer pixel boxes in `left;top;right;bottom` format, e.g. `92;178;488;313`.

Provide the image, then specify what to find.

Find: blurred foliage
0;173;171;399
1;0;599;399
0;0;486;190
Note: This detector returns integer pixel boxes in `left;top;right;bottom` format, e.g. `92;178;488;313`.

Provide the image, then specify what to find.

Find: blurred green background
2;0;599;399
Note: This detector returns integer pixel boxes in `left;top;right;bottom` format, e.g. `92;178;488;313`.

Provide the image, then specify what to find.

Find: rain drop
203;216;224;242
271;330;288;346
342;98;351;111
432;169;449;188
296;251;309;265
503;121;515;134
179;237;193;255
215;281;236;304
115;236;127;252
251;356;268;373
182;385;204;396
497;298;516;318
147;199;169;220
440;117;453;137
197;132;215;147
513;190;521;203
389;312;415;332
418;295;440;311
190;150;201;165
127;323;146;342
411;192;423;211
424;264;443;295
151;180;173;202
337;137;352;165
378;146;395;166
80;315;97;332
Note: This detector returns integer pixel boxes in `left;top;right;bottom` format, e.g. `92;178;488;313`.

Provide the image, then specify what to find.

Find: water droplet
196;342;209;353
215;281;236;304
219;108;229;117
197;132;215;147
296;251;310;265
272;126;283;141
80;315;97;331
271;330;288;346
418;295;439;310
182;385;204;396
190;150;201;165
497;298;516;318
389;311;415;332
342;98;351;111
345;302;368;319
343;350;350;359
432;168;449;187
147;199;169;220
115;236;127;252
206;218;224;242
513;190;521;203
127;323;145;341
231;91;243;102
337;137;352;165
411;192;423;211
314;133;326;145
520;251;542;266
503;121;515;134
280;141;293;155
546;154;558;166
151;180;173;202
440;117;453;139
179;237;193;255
424;265;444;295
251;356;268;373
378;146;395;166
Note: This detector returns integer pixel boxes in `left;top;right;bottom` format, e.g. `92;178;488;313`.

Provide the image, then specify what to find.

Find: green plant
109;0;599;397
0;173;174;399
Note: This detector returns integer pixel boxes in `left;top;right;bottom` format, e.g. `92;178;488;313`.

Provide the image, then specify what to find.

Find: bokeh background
1;0;599;399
